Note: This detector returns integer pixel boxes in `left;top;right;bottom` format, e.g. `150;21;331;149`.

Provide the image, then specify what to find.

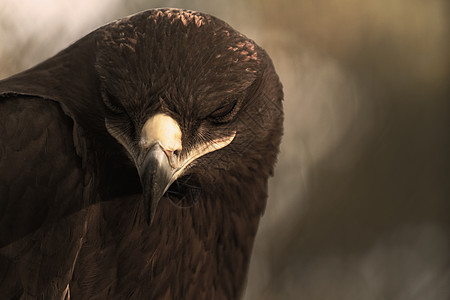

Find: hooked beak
137;113;236;225
138;143;175;225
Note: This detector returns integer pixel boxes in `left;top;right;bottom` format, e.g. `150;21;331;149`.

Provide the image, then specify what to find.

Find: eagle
0;8;283;300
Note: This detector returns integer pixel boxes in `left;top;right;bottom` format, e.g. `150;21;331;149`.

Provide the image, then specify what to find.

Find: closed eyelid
102;90;124;113
208;96;243;123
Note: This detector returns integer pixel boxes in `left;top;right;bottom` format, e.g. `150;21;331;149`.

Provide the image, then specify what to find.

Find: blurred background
1;0;449;299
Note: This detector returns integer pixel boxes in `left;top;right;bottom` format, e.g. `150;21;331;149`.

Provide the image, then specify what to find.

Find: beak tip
143;190;160;226
146;207;156;226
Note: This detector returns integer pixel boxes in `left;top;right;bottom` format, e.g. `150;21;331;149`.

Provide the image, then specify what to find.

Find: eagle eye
208;99;239;123
102;90;124;114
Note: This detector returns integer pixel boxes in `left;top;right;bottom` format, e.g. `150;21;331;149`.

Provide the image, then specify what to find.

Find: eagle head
93;9;283;224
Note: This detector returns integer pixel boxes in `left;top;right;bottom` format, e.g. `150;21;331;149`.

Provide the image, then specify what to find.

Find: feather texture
0;8;283;299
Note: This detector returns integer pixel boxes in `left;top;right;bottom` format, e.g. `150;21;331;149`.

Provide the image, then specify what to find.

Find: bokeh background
1;1;449;299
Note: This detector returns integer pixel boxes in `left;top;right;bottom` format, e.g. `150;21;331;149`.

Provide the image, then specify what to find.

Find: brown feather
0;8;283;299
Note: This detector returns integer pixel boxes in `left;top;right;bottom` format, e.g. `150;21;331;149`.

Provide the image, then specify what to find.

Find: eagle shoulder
0;96;93;299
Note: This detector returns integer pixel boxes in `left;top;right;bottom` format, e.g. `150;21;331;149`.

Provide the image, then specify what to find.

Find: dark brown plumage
0;8;283;299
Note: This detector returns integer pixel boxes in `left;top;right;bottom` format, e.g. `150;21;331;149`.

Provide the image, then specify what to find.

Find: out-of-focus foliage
1;1;448;299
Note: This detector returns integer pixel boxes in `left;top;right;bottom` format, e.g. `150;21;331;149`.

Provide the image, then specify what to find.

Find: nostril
164;149;173;159
159;143;182;167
